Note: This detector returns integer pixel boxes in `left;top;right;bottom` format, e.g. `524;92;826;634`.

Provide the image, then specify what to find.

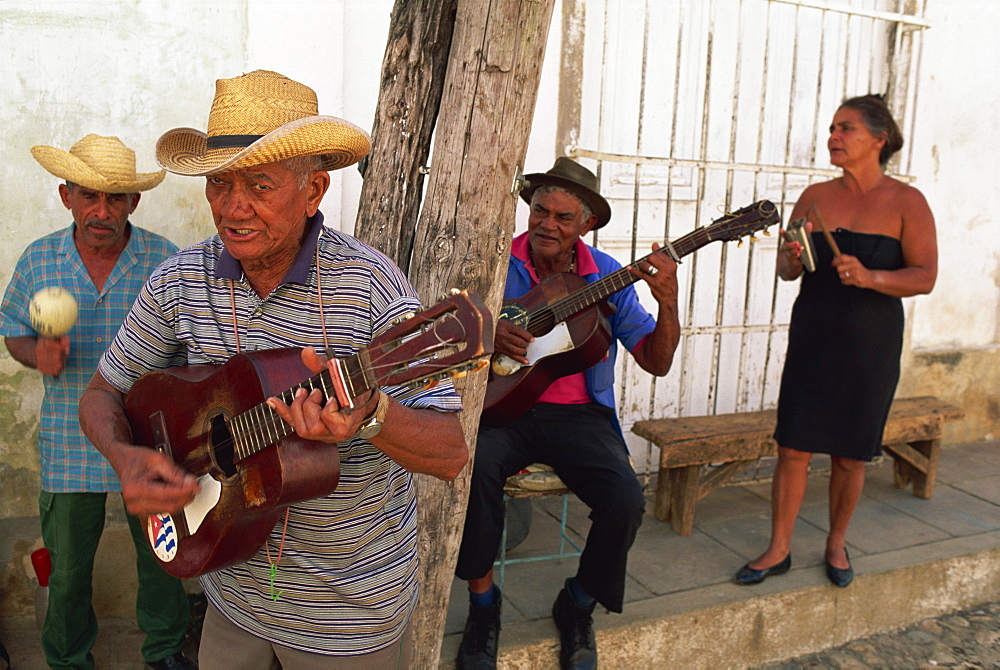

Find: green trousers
39;491;190;669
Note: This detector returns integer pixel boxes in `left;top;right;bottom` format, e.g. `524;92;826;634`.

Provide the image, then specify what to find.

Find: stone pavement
2;440;998;668
757;600;1000;669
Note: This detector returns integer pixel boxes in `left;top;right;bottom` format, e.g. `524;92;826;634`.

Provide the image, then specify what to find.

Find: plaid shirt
98;213;463;656
0;222;178;492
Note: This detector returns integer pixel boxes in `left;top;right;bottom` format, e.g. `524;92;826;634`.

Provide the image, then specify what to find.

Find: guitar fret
262;404;280;445
318;372;332;403
232;413;247;460
351;351;373;395
268;403;291;443
243;407;260;455
244;405;262;454
341;354;371;405
241;411;257;456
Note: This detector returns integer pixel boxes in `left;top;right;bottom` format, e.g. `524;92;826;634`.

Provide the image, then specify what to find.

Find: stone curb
440;531;1000;668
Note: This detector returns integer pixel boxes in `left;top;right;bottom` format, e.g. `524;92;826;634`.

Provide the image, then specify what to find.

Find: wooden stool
493;469;581;591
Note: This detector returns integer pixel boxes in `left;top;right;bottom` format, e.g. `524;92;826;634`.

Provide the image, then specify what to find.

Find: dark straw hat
520;157;611;229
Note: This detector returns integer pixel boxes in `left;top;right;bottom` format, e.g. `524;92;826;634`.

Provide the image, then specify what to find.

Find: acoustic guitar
125;289;493;579
481;200;781;425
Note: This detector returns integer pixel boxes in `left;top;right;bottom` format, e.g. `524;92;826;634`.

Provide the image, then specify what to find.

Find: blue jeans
39;491;190;669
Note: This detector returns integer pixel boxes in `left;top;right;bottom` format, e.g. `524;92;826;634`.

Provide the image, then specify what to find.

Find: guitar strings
523;227;712;336
219;311;475;459
523;203;776;334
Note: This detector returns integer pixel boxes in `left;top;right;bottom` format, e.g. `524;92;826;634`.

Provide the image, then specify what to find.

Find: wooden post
354;0;556;666
408;2;556;664
354;0;458;273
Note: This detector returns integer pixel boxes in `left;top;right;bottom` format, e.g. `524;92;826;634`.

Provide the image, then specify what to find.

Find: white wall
0;0;392;272
3;0;995;337
907;0;1000;350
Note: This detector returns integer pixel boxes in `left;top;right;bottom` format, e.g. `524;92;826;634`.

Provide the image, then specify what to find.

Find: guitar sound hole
210;414;238;478
528;308;556;337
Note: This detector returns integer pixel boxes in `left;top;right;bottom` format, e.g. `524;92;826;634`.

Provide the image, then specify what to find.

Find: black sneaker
552;587;597;670
456;595;501;669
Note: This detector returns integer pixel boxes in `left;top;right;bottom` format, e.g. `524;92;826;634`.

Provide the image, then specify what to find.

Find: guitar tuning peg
761;229;771;236
737;239;745;248
749;235;758;243
449;288;461;295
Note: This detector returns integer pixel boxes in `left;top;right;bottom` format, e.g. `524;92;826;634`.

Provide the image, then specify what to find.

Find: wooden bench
630;396;964;536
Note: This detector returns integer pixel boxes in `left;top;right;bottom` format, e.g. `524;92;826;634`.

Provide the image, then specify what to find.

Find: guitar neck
545;227;713;325
229;354;371;462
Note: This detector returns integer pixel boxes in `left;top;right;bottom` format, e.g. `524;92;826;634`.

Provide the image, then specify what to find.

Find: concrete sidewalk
1;440;997;669
440;439;1000;668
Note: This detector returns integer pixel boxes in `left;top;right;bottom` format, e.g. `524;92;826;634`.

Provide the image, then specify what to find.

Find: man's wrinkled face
204;161;327;269
59;184;138;250
526;188;596;264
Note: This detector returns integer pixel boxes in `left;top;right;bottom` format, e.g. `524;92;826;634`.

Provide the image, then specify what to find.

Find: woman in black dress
735;95;938;587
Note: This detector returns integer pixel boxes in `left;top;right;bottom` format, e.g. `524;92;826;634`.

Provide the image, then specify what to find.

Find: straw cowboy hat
31;134;165;193
156;70;372;176
520;157;612;229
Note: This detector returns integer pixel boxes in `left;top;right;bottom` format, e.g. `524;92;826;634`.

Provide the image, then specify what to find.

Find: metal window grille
555;0;928;477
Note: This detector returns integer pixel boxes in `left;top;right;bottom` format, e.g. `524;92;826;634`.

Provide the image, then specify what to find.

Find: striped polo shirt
98;213;462;656
0;222;178;492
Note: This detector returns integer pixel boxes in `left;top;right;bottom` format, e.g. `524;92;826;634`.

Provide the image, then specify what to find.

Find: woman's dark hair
840;94;904;168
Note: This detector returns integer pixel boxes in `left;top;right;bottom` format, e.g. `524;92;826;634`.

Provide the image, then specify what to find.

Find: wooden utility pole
355;0;458;273
355;0;556;665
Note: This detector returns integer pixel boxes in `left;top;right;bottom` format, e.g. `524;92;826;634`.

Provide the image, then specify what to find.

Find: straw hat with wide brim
31;134;165;193
156;70;372;177
520;157;611;229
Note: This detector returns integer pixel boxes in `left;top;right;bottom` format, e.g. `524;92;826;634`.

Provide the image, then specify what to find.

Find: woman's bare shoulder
890;177;928;200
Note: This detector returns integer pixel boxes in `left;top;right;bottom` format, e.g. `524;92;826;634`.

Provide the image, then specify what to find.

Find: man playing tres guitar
79;71;469;669
454;157;682;670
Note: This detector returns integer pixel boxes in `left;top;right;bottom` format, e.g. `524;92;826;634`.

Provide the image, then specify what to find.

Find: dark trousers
455;403;645;612
39;491;190;669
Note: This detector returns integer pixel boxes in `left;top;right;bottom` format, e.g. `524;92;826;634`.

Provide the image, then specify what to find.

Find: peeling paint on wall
0;363;42;518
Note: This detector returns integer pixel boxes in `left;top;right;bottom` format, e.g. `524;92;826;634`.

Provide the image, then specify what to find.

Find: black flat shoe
825;549;854;588
734;554;792;585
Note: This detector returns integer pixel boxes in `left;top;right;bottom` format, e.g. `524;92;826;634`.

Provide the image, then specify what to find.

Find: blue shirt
506;232;656;410
0;223;178;492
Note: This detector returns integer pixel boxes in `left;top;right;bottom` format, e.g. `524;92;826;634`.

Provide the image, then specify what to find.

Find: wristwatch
357;390;389;439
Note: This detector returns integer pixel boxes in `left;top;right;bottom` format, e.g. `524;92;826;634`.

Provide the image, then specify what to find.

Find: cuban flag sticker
148;513;179;562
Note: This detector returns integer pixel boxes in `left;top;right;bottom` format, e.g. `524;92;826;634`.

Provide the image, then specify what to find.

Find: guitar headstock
704;200;781;244
363;289;495;389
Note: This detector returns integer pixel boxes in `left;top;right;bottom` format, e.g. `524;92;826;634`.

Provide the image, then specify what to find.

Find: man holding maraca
0;134;194;670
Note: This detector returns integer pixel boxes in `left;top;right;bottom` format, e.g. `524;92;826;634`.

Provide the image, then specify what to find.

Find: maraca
29;287;78;337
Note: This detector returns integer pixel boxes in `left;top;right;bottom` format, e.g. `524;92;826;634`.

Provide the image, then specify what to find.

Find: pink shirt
511;234;598;405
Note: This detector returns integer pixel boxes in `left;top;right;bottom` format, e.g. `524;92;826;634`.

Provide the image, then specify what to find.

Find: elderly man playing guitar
455;157;681;670
79;71;473;669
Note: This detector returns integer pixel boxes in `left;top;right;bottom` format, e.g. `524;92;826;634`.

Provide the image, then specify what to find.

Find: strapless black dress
774;229;905;461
